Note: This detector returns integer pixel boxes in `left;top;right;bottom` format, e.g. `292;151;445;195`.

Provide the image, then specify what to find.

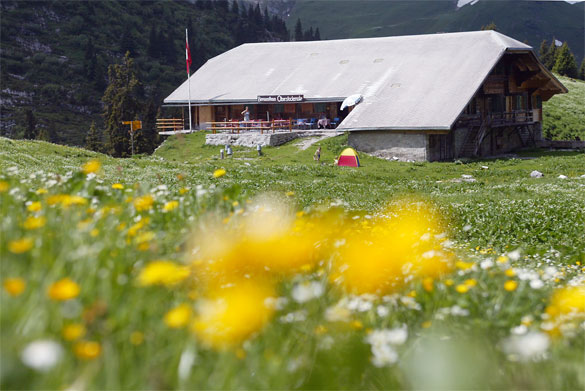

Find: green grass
1;135;584;390
542;75;585;141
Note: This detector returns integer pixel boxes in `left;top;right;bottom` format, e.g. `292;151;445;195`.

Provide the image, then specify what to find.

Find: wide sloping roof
164;31;561;131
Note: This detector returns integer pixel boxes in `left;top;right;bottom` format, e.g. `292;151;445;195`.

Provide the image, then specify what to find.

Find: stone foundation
348;131;428;161
205;131;340;147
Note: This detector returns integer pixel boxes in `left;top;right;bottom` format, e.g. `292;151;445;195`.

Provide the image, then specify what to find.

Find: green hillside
288;0;585;63
543;75;585;141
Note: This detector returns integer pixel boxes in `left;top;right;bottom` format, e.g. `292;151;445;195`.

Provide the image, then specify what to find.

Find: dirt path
296;133;342;150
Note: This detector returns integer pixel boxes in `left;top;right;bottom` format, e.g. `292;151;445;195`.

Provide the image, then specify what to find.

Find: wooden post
289;119;292;132
272;120;275;134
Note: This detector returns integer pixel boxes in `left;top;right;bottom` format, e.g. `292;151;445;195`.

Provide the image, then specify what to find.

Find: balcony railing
457;110;534;128
489;110;534;127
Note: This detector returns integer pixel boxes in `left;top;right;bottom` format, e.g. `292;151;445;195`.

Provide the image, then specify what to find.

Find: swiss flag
186;29;192;75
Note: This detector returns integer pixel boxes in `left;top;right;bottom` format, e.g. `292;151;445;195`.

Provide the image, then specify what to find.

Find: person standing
241;106;250;122
314;146;321;162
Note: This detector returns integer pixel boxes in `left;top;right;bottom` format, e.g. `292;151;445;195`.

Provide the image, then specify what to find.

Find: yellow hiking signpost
122;120;142;156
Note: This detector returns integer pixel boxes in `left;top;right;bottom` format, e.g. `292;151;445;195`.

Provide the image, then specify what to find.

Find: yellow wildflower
504;280;518;292
127;218;149;237
350;320;363;330
90;229;99;237
3;278;26;296
164;303;192;328
285;191;294;197
505;268;516;277
135;231;155;244
464;278;477;287
444;279;454;286
497;255;509;263
331;201;453;295
36;188;48;195
213;168;226;178
422;277;434;292
82;160;101;174
22;216;46;230
191;280;275;349
163;200;179;212
62;195;88;207
235;348;246;360
112;183;124;190
179;187;189;195
74;341;101;360
130;331;144;345
455;261;474;271
138;260;190;286
545;285;585;317
314;325;328;335
48;278;80;301
0;181;9;192
27;202;42;212
63;324;86;341
455;284;469;293
8;238;34;254
134;195;154;212
421;321;432;329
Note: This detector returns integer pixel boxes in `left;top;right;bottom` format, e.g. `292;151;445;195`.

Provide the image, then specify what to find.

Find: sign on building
257;95;304;103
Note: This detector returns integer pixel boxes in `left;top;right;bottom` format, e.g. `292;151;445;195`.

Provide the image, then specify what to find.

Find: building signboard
257;95;304;103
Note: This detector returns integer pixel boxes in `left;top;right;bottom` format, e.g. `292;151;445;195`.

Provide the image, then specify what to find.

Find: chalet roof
163;30;566;131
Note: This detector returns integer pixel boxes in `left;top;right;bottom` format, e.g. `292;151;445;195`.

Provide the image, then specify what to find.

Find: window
274;104;284;113
490;95;504;112
314;103;326;113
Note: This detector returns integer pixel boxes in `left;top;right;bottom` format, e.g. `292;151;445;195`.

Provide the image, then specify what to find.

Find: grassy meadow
1;134;584;390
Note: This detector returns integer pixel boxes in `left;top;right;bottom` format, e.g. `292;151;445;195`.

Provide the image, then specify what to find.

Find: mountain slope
288;0;584;63
0;0;289;146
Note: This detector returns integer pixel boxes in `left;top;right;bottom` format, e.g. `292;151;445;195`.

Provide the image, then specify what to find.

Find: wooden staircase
458;118;489;158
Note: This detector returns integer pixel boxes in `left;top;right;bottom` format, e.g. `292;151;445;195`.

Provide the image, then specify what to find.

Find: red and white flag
185;29;192;75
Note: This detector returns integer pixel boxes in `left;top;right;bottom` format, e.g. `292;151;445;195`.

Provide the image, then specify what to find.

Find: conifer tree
305;27;314;41
263;7;271;30
147;24;159;58
230;0;239;15
37;126;51;142
552;42;578;78
85;121;102;152
84;38;96;80
546;40;558;69
579;58;585;81
102;52;142;157
539;40;551;66
481;22;497;31
23;109;37;140
135;98;159;155
294;18;303;41
314;27;321;40
119;25;135;56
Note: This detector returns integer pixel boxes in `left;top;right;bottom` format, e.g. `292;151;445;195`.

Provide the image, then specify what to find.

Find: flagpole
186;28;192;132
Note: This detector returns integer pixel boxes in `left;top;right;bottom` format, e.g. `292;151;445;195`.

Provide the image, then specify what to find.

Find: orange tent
337;148;360;167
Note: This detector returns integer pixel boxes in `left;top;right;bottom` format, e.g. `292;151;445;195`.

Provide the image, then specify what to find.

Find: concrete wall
348;131;428;161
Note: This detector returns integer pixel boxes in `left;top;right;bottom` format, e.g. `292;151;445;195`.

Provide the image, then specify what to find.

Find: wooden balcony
488;110;534;127
456;110;535;128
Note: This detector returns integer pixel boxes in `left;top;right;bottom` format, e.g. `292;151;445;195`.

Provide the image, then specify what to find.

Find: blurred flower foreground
1;161;584;390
